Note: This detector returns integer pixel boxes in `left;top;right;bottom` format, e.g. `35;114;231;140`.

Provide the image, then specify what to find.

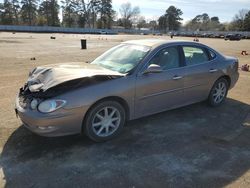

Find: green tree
38;0;60;26
20;0;38;25
165;6;183;30
209;16;222;31
191;13;209;30
158;6;183;31
11;0;20;24
97;0;115;29
158;15;167;32
243;10;250;31
0;0;20;25
38;0;49;26
2;0;13;24
0;3;4;24
13;0;20;24
61;0;77;27
211;16;219;23
149;20;157;31
185;13;223;31
1;0;15;25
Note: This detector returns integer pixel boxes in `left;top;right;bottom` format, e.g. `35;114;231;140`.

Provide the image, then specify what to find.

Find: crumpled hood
27;62;125;92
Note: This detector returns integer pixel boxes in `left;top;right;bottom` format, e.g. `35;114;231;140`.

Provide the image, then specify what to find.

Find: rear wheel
208;78;229;106
84;101;125;142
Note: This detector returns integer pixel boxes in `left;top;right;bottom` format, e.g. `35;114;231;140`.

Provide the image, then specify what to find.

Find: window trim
206;48;217;61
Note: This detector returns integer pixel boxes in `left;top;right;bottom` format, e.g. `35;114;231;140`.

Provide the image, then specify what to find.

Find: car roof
123;39;198;48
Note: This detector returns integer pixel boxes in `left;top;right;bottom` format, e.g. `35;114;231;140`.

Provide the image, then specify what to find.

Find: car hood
27;62;125;92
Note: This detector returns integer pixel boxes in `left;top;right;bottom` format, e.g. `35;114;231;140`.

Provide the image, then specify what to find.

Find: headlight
38;99;66;113
30;99;38;110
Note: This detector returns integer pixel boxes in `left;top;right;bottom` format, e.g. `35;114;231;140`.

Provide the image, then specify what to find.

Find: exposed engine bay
20;75;121;99
18;62;125;108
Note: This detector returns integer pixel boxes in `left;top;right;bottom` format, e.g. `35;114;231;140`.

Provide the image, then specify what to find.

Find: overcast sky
0;0;249;23
113;0;250;23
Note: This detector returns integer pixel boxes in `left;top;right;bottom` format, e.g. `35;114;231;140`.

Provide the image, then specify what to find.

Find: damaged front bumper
15;94;85;137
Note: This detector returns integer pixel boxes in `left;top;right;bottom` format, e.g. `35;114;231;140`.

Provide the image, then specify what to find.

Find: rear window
183;46;209;66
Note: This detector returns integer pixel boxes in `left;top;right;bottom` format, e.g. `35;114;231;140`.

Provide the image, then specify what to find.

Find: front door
135;46;185;118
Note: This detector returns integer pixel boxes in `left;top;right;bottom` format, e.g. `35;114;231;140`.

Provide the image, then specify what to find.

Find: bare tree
119;2;140;29
236;9;248;21
230;9;249;31
137;16;146;30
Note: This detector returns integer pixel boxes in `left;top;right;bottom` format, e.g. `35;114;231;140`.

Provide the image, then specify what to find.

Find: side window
148;47;180;70
183;46;209;66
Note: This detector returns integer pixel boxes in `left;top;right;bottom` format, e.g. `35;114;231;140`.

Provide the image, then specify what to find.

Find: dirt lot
0;32;250;187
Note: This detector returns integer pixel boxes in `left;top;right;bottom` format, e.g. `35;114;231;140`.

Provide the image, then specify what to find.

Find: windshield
91;44;151;73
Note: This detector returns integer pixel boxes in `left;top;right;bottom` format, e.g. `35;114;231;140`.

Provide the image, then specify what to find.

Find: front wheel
84;101;126;142
208;78;229;106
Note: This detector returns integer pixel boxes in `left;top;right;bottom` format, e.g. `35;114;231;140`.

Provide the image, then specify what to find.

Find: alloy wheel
91;106;121;137
212;81;227;104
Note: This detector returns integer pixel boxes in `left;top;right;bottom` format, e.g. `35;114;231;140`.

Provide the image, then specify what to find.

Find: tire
83;100;126;142
208;78;229;107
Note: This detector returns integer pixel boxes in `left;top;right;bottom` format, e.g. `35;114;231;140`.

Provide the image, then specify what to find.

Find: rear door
135;46;185;117
181;45;220;103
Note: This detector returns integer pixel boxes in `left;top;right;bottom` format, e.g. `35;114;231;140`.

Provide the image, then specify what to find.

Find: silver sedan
15;39;239;142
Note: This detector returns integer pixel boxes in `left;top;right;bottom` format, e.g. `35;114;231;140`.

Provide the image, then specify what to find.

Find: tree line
0;0;116;28
0;1;249;31
0;0;60;26
185;10;250;32
157;6;250;32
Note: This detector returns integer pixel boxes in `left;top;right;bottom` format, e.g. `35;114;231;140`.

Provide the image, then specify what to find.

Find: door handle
209;69;218;73
173;75;183;80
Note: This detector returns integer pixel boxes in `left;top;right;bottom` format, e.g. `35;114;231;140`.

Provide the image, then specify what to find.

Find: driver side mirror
143;64;163;74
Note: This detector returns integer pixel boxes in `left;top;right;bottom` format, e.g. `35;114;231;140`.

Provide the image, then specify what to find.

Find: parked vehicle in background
15;39;239;142
214;34;225;38
241;34;250;39
99;30;108;35
224;34;242;41
153;33;163;36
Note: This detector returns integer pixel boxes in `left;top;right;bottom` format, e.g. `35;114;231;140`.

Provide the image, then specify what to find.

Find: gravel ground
0;32;250;188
